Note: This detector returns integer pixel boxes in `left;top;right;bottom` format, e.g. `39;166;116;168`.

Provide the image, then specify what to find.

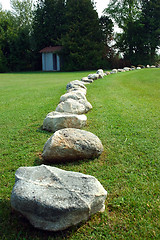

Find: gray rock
43;111;87;132
56;98;92;114
42;128;103;162
11;165;107;231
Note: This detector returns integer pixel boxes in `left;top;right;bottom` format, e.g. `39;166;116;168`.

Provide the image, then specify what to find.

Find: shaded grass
0;69;160;239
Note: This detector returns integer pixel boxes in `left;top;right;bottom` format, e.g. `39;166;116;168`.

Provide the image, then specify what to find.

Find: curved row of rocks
11;69;107;232
11;66;155;231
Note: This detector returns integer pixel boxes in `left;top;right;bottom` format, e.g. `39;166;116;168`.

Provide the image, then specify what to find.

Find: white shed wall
57;55;60;71
42;52;61;71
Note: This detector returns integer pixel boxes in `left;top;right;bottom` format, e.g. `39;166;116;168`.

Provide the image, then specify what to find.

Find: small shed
40;46;62;71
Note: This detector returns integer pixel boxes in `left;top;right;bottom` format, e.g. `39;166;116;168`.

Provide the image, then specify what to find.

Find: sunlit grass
0;69;160;239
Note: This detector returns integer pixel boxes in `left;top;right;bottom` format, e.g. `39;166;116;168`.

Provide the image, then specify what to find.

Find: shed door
53;54;57;71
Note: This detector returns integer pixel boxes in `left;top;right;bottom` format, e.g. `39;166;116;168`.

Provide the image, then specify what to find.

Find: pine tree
61;0;103;71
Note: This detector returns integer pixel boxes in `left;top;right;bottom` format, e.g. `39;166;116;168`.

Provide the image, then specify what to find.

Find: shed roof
40;46;63;53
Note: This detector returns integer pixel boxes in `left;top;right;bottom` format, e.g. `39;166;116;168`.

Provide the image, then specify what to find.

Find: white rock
88;74;99;80
123;67;131;71
111;69;118;74
56;98;92;114
96;69;105;78
11;165;107;231
118;69;125;72
151;65;156;68
66;80;87;91
67;87;87;95
60;91;86;102
43;111;87;132
42;128;103;162
137;67;141;70
146;65;150;68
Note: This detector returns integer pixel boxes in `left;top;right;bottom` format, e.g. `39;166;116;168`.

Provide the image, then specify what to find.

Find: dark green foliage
139;0;160;64
0;1;35;72
105;0;160;65
33;0;66;51
59;0;105;71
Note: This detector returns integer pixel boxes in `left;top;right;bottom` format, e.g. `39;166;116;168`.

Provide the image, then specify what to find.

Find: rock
96;69;104;78
81;77;93;83
56;98;92;114
67;87;87;95
105;71;110;75
66;80;87;91
146;65;150;68
60;91;86;102
11;165;107;231
43;111;87;132
123;67;131;71
137;67;141;69
118;69;125;72
88;74;99;80
111;69;118;74
151;65;156;68
42;128;103;162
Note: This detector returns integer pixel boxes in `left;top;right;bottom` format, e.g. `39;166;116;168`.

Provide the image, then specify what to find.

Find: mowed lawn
0;69;159;239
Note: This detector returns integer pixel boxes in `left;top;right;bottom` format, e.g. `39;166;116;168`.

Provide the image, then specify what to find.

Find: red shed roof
40;46;63;53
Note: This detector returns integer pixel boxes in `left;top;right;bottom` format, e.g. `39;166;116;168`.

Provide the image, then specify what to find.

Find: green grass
0;69;160;239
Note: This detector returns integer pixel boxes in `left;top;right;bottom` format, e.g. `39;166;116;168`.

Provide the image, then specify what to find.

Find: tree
99;15;114;64
105;0;160;65
105;0;142;28
139;0;160;64
10;0;34;31
104;0;143;64
60;0;104;71
0;9;17;72
33;0;66;51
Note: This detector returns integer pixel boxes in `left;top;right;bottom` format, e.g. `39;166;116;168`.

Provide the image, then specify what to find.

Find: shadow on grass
36;125;52;136
34;155;95;168
0;198;87;240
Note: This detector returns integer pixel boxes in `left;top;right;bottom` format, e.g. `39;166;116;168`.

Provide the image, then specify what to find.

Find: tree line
0;0;159;72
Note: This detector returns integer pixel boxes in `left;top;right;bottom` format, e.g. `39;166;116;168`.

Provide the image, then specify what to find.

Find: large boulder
56;98;92;114
42;128;103;162
11;165;107;231
43;111;87;132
